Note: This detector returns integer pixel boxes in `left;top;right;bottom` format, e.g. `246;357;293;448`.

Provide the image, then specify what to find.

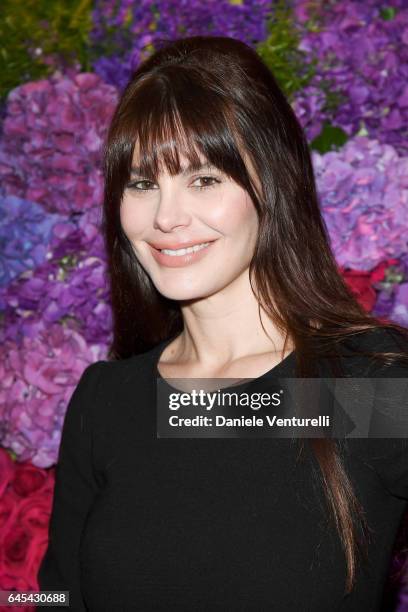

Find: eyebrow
130;162;216;177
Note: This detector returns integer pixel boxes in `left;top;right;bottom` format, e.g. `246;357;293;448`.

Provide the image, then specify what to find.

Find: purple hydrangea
0;73;118;214
292;0;408;155
0;204;112;347
291;80;330;142
0;195;68;287
381;282;408;327
0;325;107;468
314;135;408;270
90;0;274;91
372;255;408;326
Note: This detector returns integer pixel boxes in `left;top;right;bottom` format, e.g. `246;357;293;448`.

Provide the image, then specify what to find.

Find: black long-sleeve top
37;327;408;611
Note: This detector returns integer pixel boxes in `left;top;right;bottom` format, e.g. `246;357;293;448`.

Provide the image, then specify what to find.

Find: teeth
161;242;211;256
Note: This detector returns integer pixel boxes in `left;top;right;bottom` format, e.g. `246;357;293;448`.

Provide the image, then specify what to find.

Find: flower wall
0;1;407;609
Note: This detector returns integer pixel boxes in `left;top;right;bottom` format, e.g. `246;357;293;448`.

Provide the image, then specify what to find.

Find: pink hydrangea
0;73;118;214
0;325;107;468
314;136;408;270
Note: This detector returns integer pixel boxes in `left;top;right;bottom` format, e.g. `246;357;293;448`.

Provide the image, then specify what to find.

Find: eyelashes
126;176;222;193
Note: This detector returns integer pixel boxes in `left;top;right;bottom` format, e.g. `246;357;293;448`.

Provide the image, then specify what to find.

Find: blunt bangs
109;68;258;202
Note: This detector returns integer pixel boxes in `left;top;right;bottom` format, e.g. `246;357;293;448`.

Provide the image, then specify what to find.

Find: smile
161;242;211;256
148;240;216;268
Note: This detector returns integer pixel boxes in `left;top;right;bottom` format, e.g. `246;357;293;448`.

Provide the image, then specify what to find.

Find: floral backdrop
0;0;408;609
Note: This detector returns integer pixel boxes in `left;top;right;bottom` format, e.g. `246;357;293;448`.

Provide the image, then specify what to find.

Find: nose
153;188;192;232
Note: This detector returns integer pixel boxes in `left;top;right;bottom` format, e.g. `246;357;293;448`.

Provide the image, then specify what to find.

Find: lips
148;239;217;268
149;239;216;251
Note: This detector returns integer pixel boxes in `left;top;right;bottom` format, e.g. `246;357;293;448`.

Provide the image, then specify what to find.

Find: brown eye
126;180;157;191
192;176;221;190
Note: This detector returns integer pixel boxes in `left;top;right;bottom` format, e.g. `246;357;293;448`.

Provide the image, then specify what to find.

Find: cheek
120;200;147;239
208;190;258;234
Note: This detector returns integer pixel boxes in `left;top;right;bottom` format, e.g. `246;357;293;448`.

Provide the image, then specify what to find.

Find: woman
38;36;408;610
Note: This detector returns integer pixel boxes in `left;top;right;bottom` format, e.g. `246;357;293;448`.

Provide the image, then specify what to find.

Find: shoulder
338;328;408;498
341;326;408;352
338;326;408;377
63;343;163;442
82;341;163;386
66;342;162;423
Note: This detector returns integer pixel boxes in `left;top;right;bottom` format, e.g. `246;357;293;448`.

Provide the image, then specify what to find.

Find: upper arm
37;361;105;610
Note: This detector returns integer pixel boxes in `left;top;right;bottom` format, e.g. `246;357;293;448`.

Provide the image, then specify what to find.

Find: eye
192;176;221;190
125;175;221;193
126;179;157;191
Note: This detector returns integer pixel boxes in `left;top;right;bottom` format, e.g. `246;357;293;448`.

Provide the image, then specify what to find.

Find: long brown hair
101;35;408;593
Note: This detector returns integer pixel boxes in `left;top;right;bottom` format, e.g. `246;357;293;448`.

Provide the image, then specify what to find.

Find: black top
37;328;408;611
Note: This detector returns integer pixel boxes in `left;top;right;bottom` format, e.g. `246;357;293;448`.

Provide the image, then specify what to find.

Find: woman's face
120;150;259;302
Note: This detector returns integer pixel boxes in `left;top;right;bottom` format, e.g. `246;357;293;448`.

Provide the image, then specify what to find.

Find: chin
157;288;208;302
153;280;216;302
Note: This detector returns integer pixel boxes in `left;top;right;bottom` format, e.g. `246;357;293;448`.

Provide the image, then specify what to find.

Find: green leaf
256;0;318;101
379;7;397;20
0;0;93;102
310;123;349;153
3;447;18;461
